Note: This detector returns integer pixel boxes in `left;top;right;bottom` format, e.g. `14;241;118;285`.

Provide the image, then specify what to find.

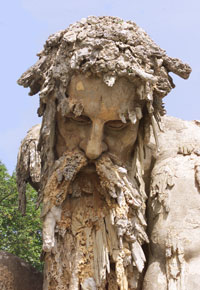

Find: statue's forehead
68;74;137;101
67;74;138;120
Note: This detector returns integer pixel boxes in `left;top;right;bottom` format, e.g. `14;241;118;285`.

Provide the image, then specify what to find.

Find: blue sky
0;0;199;173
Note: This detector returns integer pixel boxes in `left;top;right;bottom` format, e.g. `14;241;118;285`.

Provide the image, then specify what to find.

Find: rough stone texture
0;251;43;290
16;16;199;290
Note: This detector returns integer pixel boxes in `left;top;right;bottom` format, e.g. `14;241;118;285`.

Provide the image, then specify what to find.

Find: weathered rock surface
0;251;43;290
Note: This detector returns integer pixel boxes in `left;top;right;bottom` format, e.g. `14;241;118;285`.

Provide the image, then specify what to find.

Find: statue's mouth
80;163;96;173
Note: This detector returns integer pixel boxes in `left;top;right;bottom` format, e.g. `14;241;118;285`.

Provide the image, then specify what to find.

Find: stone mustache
16;16;200;290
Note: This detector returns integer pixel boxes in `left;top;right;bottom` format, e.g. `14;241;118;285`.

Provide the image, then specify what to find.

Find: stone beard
42;150;147;290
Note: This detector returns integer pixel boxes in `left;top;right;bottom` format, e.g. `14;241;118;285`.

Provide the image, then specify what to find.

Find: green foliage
0;161;43;271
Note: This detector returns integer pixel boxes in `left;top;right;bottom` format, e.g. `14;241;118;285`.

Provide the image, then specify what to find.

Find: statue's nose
79;120;108;160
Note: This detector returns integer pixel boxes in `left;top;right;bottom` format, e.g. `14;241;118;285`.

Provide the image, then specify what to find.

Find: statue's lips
80;163;96;173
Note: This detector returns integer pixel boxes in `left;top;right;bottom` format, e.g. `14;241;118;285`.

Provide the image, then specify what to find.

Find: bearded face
41;74;148;290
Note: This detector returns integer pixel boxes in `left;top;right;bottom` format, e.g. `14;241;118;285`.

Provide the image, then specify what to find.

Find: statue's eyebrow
70;102;84;117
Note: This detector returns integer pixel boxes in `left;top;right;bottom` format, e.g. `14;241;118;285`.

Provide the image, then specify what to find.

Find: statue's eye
105;120;129;130
69;114;91;125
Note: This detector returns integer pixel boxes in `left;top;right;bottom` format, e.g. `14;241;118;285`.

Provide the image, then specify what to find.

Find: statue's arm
143;117;200;290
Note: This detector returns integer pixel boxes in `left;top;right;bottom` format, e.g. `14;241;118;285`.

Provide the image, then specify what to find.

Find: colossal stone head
17;16;191;290
18;16;191;179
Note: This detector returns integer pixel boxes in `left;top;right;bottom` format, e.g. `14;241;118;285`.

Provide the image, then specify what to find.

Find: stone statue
16;16;200;290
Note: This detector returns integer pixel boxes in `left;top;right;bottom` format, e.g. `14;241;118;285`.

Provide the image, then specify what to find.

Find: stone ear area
17;124;41;215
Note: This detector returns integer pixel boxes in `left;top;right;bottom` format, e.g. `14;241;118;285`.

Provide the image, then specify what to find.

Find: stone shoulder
157;115;200;159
